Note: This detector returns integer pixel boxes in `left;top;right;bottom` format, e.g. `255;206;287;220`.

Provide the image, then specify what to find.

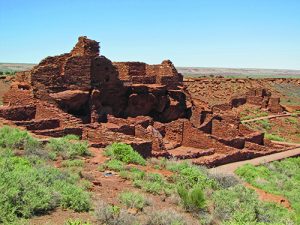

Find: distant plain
1;63;300;78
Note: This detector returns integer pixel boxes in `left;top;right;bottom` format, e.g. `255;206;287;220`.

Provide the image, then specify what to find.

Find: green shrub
169;162;217;190
236;159;300;223
64;219;92;225
99;159;125;172
119;167;145;180
135;180;162;195
55;181;90;212
61;159;84;167
285;117;298;124
212;184;294;224
212;185;259;222
0;126;36;149
255;119;271;130
119;191;148;210
177;186;206;211
132;172;173;195
0;154;91;223
46;136;90;159
240;108;268;120
104;143;146;165
265;133;285;142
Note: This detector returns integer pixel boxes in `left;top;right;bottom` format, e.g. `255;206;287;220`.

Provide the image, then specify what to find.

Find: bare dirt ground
244;115;300;143
184;77;300;107
244;183;292;210
29;148;198;225
0;63;35;73
178;67;300;78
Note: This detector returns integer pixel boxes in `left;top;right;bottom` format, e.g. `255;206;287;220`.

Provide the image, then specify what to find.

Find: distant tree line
0;71;16;76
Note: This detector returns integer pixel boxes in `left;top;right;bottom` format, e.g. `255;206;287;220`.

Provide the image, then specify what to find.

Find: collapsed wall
0;36;289;167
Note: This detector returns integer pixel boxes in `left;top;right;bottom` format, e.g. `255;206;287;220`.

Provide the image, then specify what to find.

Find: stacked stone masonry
0;36;289;167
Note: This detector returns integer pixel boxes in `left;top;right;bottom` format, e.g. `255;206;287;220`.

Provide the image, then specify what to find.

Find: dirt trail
244;183;292;210
241;113;294;123
209;147;300;175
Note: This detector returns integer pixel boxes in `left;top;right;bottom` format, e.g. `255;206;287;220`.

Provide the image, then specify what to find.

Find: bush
146;209;187;225
169;162;217;190
64;219;92;225
255;119;271;130
104;143;146;165
133;172;173;195
212;184;294;224
265;133;285;142
46;135;90;159
0;126;36;150
212;185;259;222
0;154;91;223
177;186;206;212
209;173;240;189
119;167;145;180
61;159;84;167
55;181;90;212
147;157;168;169
119;191;148;210
236;159;300;223
99;159;125;172
95;200;137;225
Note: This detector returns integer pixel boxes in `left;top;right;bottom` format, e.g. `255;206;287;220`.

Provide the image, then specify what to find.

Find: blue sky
1;0;300;69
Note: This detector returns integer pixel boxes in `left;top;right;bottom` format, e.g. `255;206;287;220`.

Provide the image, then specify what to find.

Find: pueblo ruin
0;36;289;167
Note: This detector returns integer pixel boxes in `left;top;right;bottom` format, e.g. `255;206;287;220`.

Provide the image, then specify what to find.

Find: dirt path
241;112;294;123
209;147;300;175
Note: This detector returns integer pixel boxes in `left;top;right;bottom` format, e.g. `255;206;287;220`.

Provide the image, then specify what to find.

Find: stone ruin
0;36;289;167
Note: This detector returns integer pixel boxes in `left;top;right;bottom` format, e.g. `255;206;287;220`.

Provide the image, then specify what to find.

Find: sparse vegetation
46;135;90;160
0;127;91;224
99;159;125;172
285;117;298;124
0;124;298;224
177;186;206;211
146;209;188;225
0;150;90;223
0;126;37;150
240;108;269;121
64;219;92;225
0;70;16;76
119;191;149;210
265;133;285;141
104;143;146;165
236;159;300;223
95;200;136;225
212;184;294;224
255;119;271;130
61;159;85;167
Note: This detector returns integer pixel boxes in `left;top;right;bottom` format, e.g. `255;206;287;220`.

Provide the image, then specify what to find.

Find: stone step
32;127;83;138
168;146;215;159
14;119;60;130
